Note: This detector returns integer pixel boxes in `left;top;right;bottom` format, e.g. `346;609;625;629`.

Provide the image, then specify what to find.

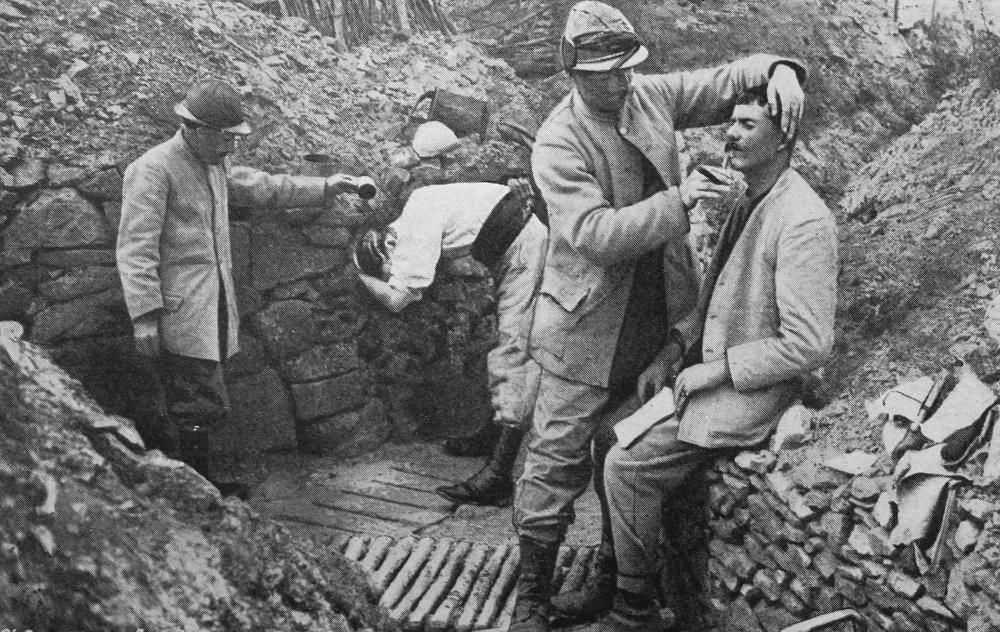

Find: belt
470;191;532;268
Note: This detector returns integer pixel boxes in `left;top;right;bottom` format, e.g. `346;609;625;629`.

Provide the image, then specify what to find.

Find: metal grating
337;535;597;631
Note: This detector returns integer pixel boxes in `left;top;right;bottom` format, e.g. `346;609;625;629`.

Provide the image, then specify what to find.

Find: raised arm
644;54;806;133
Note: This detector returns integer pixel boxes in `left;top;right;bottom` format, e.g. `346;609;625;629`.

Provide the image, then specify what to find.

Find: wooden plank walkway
336;533;599;632
247;443;624;631
250;442;603;544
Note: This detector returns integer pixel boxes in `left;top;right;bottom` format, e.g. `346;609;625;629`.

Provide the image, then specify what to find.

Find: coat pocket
531;273;590;362
539;274;589;313
162;292;184;313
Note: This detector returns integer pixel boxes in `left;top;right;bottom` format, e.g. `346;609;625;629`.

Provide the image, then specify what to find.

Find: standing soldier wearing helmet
117;79;369;496
510;2;807;632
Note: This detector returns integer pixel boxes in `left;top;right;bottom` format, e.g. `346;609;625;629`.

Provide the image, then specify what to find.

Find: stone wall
0;132;524;459
703;451;1000;632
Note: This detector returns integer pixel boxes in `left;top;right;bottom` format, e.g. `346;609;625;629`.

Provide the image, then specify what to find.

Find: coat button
709;314;717;320
619;127;627;135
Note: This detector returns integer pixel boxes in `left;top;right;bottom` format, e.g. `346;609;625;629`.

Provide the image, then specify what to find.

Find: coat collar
168;128;199;164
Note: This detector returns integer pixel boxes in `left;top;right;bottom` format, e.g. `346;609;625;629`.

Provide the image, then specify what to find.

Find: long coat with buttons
530;54;803;388
678;168;838;449
118;130;330;362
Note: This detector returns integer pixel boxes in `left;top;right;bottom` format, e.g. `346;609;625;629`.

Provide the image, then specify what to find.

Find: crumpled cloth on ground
920;364;996;443
890;444;969;547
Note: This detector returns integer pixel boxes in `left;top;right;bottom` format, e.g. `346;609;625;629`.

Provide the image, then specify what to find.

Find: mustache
724;141;739;152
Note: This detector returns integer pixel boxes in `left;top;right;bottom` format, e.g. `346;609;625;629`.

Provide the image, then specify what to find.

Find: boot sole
436;489;513;507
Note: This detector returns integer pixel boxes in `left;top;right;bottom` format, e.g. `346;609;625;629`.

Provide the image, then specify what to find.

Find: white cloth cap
412;121;461;158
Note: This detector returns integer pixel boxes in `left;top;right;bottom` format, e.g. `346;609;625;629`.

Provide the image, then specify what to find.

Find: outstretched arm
228;167;365;214
358;273;422;313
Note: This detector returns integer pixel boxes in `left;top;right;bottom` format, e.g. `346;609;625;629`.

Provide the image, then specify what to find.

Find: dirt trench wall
0;327;382;631
702;452;1000;632
0;136;521;460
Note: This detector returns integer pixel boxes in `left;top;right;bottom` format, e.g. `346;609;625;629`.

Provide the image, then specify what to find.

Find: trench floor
249;441;603;547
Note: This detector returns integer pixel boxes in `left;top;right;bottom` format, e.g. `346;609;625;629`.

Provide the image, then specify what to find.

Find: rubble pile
0;0;37;27
821;81;1000;454
704;448;1000;632
0;0;541;172
704;358;1000;631
0;0;540;460
0;323;381;630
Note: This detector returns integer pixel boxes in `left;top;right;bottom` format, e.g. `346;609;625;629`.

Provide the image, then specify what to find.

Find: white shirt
386;182;509;294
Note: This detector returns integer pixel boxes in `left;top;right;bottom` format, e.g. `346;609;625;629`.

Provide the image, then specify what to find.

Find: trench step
338;535;598;631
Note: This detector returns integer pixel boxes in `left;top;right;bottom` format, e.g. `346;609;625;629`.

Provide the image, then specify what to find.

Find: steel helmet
174;80;252;135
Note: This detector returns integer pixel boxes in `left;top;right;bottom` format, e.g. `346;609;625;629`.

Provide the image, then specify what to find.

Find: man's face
725;102;786;174
185;125;237;165
571;68;633;115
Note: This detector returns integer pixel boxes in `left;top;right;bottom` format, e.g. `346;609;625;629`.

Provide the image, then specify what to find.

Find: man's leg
439;220;546;504
510;367;609;632
552;393;641;621
439;262;522;458
435;359;539;505
162;352;240;493
602;417;710;631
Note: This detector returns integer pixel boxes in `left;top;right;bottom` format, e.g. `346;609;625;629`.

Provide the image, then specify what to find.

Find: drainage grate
338;535;597;631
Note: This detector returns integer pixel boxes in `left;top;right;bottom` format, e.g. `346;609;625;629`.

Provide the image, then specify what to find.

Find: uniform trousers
604;416;711;594
486;216;547;430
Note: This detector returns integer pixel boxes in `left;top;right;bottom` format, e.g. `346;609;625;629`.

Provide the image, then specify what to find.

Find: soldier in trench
601;87;838;632
353;179;548;507
117;79;368;497
509;3;808;632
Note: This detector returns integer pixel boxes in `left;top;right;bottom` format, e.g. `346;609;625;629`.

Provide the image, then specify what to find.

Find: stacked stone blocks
705;451;1000;632
0;134;517;459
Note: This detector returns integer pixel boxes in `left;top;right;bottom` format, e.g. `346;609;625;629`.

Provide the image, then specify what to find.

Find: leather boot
178;425;248;499
550;536;615;622
597;586;661;632
436;426;524;505
509;537;559;632
551;416;618;621
442;420;502;457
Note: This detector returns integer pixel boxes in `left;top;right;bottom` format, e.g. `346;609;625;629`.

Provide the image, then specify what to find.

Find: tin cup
353;176;377;200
